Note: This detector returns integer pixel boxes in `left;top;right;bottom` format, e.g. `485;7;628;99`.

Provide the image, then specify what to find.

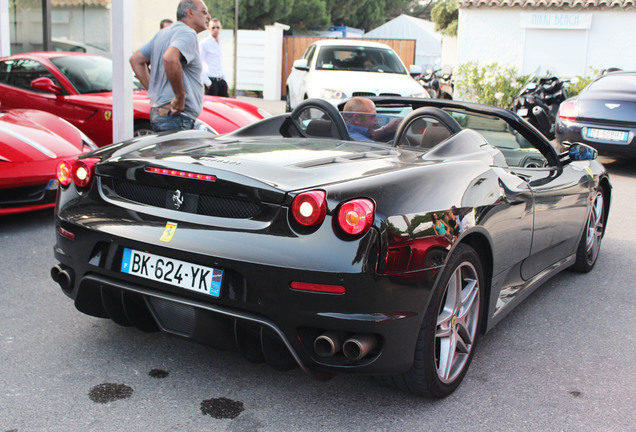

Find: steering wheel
290;98;350;140
393;107;463;147
370;64;390;72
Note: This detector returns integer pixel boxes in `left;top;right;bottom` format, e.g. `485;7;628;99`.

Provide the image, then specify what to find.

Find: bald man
343;97;400;141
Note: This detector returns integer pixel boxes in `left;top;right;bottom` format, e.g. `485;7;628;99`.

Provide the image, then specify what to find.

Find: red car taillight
72;158;99;188
336;198;374;236
291;190;327;226
57;158;99;189
56;160;73;186
557;100;578;121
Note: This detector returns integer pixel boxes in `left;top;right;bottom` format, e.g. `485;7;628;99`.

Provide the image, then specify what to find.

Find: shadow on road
599;156;636;178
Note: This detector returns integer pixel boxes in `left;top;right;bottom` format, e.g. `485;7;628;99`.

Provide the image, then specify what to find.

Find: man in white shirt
200;18;229;97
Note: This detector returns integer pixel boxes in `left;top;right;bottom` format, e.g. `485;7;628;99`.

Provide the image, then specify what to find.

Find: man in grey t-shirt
130;0;210;132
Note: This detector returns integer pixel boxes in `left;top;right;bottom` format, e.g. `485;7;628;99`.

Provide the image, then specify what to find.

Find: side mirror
409;65;422;76
569;142;597;161
293;59;309;71
560;141;597;164
31;77;62;95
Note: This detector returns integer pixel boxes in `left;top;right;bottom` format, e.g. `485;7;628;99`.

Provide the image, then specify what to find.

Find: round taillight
558;100;578;121
337;199;374;236
72;158;99;188
56;160;73;186
291;190;326;226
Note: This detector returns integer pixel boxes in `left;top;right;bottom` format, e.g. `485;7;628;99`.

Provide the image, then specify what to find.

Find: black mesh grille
107;178;262;218
352;92;376;97
379;93;401;97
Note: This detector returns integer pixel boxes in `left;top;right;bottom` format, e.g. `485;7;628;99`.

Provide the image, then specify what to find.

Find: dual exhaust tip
51;264;74;293
314;331;377;361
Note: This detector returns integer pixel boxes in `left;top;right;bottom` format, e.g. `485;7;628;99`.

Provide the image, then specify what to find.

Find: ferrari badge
160;222;178;242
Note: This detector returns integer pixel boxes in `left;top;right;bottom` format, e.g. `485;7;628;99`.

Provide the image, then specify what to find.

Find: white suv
285;39;428;111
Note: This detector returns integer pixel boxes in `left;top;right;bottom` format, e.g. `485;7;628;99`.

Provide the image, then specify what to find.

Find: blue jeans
150;108;195;132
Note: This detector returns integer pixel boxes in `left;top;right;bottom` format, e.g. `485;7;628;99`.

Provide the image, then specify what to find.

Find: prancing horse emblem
172;190;184;209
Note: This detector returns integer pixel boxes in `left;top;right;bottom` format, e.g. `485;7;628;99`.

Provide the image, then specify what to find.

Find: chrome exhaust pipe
342;334;377;361
314;331;346;357
50;264;64;282
57;268;75;293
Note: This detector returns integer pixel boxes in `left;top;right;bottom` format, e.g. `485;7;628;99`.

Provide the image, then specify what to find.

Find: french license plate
121;248;223;296
585;128;629;143
517;108;528;117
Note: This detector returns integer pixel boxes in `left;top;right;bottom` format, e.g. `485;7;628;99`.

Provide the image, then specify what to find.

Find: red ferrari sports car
0;52;268;147
0;108;96;215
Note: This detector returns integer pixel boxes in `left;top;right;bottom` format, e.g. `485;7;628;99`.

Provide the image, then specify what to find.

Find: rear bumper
53;208;438;377
556;118;636;157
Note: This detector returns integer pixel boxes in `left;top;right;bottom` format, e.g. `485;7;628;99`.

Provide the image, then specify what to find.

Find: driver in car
343;97;401;142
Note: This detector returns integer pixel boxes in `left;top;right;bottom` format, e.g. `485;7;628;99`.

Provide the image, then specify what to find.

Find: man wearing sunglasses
200;19;229;97
130;0;211;132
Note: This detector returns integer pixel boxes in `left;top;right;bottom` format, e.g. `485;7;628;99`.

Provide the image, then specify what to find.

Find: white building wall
457;8;636;77
132;0;179;51
585;10;636;72
457;9;525;70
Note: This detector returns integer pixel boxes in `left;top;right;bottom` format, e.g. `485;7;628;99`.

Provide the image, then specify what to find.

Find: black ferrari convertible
51;97;610;398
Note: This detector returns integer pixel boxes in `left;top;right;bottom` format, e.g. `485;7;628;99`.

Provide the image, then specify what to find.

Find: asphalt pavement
237;95;286;115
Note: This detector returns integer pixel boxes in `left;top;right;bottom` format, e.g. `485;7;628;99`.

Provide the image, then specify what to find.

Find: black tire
381;243;484;398
285;89;292;113
134;120;154;137
571;188;605;273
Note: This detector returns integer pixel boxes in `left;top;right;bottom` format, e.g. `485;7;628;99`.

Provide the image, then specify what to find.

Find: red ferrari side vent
290;281;345;294
291;190;327;227
145;166;217;181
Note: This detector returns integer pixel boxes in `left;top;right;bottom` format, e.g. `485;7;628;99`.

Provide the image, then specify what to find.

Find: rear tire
285;90;292;112
134;121;154;137
571;188;605;273
381;243;484;398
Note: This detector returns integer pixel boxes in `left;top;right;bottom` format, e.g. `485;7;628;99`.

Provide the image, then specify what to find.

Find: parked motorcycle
416;67;453;99
512;75;567;140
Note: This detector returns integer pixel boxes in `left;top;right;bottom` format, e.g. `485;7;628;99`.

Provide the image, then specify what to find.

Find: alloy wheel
435;261;480;383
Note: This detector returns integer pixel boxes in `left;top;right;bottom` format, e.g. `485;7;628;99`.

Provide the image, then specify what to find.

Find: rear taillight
72;158;99;188
56;160;73;186
291;190;326;226
57;158;99;189
336;199;374;236
557;100;578;121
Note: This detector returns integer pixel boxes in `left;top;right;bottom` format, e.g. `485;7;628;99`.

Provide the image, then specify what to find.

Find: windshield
588;74;636;93
315;46;407;74
50;55;144;94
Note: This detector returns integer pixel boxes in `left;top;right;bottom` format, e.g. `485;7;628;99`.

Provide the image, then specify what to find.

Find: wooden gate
281;37;417;97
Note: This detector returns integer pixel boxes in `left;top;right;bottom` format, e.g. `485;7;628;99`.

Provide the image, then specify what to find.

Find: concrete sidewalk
237;96;286;115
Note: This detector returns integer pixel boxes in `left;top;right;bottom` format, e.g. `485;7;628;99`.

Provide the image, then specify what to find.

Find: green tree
237;0;296;29
204;0;236;29
325;0;362;26
431;0;458;36
288;0;330;30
